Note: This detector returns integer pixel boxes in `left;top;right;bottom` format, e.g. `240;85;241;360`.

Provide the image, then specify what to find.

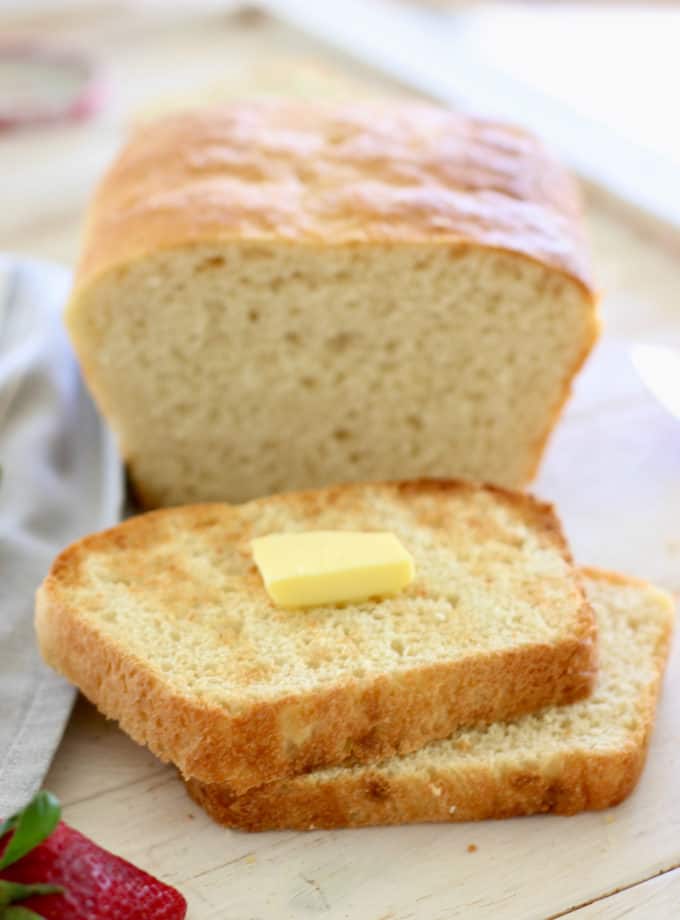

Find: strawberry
0;792;186;920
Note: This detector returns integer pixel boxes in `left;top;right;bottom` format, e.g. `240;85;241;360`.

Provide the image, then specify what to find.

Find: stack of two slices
36;480;674;831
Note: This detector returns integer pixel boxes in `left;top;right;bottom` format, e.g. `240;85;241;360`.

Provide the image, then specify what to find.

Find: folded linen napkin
0;257;123;814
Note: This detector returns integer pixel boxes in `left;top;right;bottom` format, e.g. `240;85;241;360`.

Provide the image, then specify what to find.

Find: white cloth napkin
0;257;123;814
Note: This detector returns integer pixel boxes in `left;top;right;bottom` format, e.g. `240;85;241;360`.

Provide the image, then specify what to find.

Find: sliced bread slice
186;569;674;830
35;479;596;793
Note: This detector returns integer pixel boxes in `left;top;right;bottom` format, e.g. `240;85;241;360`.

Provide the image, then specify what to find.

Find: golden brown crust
184;569;674;830
70;101;596;298
35;478;597;793
185;747;647;831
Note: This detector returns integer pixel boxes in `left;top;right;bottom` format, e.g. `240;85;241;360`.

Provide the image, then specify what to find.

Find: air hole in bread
326;332;354;352
196;256;225;272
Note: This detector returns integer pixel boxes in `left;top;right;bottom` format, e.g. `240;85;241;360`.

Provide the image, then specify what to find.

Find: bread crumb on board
467;843;478;853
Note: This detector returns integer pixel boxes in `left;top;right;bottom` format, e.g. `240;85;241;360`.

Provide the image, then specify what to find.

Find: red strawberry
0;820;187;920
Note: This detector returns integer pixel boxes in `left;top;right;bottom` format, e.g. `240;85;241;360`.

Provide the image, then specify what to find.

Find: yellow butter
251;531;415;608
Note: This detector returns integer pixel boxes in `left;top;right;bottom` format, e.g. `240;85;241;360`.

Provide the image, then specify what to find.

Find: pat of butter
251;531;415;609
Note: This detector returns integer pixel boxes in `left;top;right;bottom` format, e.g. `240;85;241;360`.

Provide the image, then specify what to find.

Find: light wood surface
571;869;680;919
3;3;679;918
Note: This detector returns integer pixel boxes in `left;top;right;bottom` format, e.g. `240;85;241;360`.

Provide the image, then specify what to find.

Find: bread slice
186;569;674;830
35;479;596;793
65;101;598;508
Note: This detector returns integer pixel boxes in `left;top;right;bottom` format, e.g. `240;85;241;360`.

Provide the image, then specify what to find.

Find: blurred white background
2;0;679;258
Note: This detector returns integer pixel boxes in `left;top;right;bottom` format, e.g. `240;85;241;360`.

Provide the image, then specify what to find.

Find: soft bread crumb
72;245;595;507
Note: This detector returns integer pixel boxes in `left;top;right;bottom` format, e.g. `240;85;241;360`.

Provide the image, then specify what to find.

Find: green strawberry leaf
0;792;61;871
2;908;48;919
0;881;62;907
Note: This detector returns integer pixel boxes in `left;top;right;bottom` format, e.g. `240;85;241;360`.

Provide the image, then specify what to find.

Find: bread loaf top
73;101;594;294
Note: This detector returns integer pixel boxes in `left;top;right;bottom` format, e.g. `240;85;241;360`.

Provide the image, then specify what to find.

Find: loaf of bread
35;479;596;793
66;101;598;507
186;569;675;830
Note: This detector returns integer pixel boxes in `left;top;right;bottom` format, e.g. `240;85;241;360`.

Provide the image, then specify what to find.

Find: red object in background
0;43;105;129
0;821;187;920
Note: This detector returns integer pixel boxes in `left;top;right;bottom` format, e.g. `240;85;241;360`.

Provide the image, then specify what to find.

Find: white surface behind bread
65;102;598;507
